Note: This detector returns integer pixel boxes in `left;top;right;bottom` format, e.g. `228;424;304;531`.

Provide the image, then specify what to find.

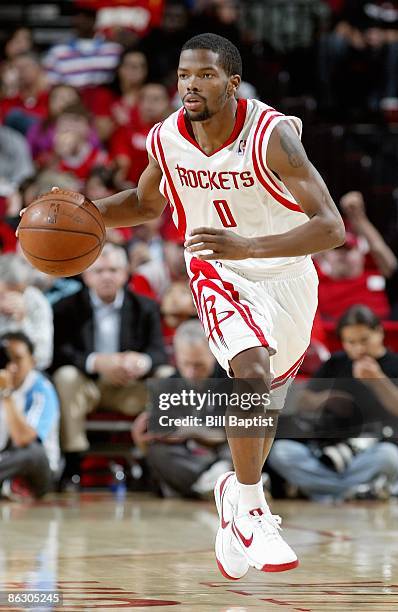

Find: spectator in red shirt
316;191;397;321
1;52;49;134
43;103;109;186
95;48;149;142
128;216;165;299
160;281;197;358
111;82;171;186
129;236;187;302
0;221;17;254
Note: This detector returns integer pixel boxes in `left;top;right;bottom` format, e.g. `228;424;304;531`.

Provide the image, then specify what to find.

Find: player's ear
228;74;241;98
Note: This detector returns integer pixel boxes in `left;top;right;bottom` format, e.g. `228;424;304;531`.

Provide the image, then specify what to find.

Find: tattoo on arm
280;129;306;168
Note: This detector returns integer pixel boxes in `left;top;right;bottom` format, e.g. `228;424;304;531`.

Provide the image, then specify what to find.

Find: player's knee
232;360;272;389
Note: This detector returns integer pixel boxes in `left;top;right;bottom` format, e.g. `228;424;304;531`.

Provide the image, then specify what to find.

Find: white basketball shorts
187;254;319;410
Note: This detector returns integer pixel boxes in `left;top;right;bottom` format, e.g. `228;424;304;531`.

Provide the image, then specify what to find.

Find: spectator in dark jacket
52;243;167;486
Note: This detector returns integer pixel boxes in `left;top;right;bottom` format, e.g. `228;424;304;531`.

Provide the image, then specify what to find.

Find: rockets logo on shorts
202;295;234;349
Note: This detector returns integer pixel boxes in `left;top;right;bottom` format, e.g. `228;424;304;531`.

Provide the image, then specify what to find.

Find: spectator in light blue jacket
0;332;60;499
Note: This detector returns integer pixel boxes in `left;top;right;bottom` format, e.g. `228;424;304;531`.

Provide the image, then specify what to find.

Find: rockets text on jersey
147;98;310;279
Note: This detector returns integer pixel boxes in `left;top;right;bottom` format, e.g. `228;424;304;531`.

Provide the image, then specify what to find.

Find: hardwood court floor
0;492;397;611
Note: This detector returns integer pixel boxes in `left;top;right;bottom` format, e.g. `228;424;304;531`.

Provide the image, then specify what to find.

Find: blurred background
1;0;398;502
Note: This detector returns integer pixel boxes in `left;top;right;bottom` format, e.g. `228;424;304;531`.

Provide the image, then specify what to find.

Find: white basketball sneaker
231;506;299;572
214;471;249;580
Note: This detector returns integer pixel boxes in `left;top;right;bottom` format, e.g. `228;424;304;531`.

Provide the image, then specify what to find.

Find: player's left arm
185;121;346;260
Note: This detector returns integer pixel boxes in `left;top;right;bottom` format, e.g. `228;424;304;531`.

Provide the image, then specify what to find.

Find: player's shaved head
181;33;242;77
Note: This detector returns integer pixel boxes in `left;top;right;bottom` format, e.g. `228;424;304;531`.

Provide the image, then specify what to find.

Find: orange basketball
18;190;106;277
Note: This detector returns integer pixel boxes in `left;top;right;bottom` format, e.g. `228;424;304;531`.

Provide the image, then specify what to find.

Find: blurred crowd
0;0;398;504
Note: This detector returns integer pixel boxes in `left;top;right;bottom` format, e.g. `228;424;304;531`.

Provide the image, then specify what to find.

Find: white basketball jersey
146;98;309;279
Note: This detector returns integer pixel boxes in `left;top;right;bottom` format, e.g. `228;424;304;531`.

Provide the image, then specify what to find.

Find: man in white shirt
0;332;60;500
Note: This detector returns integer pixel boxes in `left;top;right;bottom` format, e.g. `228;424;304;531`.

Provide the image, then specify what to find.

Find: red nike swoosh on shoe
219;473;233;529
232;520;253;548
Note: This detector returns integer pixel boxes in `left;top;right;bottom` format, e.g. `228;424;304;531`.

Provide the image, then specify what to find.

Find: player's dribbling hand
184;227;251;260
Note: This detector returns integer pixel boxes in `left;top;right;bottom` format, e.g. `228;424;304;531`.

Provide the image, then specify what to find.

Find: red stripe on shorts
271;351;306;389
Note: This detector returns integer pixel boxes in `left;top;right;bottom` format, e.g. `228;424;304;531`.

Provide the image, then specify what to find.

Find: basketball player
53;34;345;578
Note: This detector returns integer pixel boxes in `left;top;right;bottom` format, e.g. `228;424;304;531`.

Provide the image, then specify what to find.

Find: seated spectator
44;7;121;89
0;254;53;370
2;28;34;61
130;217;164;262
111;83;171;187
34;274;82;307
96;48;149;142
0;332;60;500
27;84;100;161
0;221;17;254
41;104;109;186
316;190;397;321
22;170;79;207
0;52;49;134
340;191;398;275
129;237;187;302
85;167;133;246
160;281;197;356
267;305;398;501
128;242;154;297
0;28;34;105
132;319;231;498
340;190;398;314
127;218;165;298
85;166;115;201
0;126;34;214
6;170;79;225
51;243;167;488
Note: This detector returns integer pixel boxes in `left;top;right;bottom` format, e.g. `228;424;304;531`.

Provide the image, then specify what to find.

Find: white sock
237;479;267;516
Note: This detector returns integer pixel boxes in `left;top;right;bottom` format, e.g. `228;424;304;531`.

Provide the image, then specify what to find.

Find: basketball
18;189;106;277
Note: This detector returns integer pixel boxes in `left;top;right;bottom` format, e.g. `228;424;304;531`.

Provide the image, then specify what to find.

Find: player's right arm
93;156;167;228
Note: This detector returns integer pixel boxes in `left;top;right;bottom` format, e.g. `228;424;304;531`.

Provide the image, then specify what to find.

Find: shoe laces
252;512;283;541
